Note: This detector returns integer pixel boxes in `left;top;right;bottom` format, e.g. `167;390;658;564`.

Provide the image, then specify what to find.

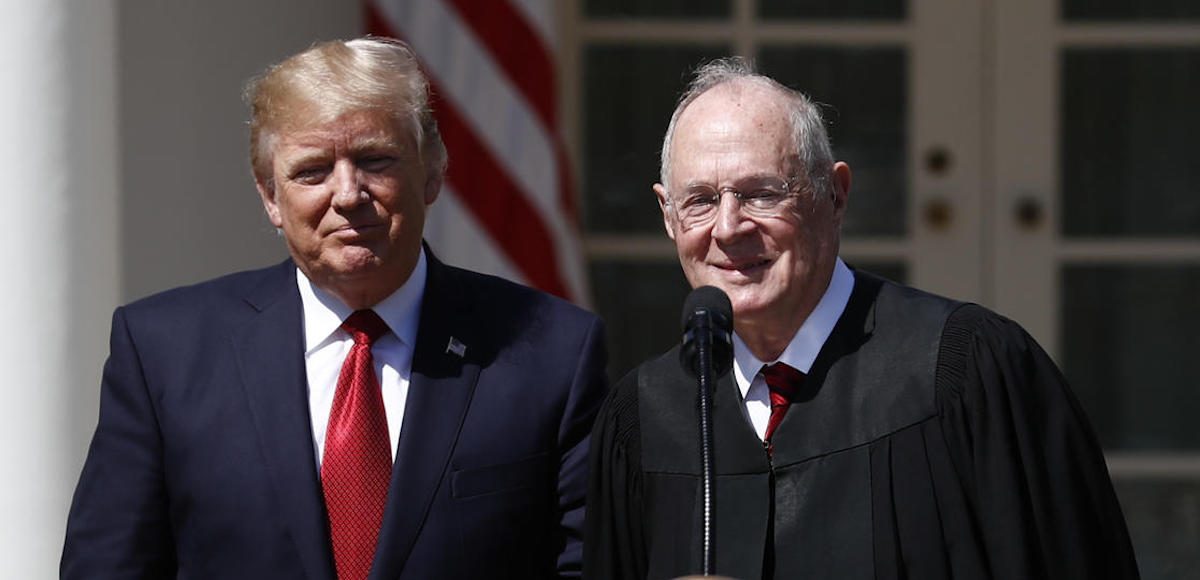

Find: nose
710;191;755;243
330;160;367;210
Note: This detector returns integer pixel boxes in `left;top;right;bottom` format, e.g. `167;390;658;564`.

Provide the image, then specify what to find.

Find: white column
0;0;120;576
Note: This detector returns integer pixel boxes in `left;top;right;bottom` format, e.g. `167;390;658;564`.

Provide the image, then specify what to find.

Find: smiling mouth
716;258;771;274
338;222;384;231
331;224;385;239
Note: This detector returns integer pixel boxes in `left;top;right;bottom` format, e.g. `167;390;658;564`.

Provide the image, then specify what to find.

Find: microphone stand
682;286;732;577
693;312;717;576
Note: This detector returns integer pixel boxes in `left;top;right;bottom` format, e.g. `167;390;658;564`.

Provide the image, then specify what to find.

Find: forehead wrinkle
276;119;414;165
672;139;793;186
682;172;789;190
670;88;797;185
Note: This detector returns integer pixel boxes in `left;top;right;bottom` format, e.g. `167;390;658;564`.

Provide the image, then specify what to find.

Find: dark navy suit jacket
63;253;608;579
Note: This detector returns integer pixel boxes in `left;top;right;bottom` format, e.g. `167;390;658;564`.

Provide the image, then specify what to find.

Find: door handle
922;197;953;231
1014;195;1044;230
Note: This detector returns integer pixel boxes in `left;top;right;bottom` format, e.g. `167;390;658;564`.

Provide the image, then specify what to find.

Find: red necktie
323;310;392;580
761;362;805;456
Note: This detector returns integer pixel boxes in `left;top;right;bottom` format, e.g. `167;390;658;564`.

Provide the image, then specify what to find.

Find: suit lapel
231;261;335;580
371;256;482;580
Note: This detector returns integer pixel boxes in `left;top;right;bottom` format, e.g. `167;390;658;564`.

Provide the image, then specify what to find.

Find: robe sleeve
584;370;648;580
937;305;1140;579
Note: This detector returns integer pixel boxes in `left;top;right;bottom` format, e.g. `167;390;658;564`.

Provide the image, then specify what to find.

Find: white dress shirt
731;258;855;440
297;249;426;469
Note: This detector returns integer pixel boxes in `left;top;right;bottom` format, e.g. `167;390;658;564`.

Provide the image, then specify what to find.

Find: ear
423;171;443;205
256;178;283;228
653;183;676;241
830;161;851;222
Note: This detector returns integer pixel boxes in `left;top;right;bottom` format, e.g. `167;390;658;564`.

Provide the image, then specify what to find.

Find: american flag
366;0;587;304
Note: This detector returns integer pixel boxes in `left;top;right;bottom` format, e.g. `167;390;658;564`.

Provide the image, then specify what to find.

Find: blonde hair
244;37;447;185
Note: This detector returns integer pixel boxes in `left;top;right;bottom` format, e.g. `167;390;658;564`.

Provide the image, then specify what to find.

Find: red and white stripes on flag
366;0;588;304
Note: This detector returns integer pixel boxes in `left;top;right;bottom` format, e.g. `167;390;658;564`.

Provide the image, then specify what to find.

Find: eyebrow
281;150;331;172
349;135;406;153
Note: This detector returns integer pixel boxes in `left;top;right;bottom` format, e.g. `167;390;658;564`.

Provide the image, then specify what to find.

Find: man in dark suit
585;58;1138;579
63;38;607;580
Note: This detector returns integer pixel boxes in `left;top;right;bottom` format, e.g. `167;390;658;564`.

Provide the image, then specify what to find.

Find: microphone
679;285;734;576
680;286;734;380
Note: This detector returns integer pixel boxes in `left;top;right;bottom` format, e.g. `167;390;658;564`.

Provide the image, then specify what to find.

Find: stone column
0;0;120;575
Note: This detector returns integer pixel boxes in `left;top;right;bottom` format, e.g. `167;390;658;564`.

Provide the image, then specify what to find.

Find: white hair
659;57;835;199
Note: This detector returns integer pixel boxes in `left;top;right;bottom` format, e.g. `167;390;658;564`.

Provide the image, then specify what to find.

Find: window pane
760;0;905;20
585;45;730;233
1112;478;1200;579
1061;49;1200;237
1061;265;1200;450
759;47;908;237
1063;0;1200;21
585;0;729;19
590;259;692;379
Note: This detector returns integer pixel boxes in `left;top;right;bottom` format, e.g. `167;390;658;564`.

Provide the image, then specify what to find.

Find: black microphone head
680;286;734;379
680;286;732;332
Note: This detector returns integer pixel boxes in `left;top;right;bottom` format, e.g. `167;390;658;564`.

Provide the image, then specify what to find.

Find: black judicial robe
584;271;1139;580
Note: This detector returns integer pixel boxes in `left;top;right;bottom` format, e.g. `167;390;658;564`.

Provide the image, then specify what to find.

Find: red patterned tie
761;362;805;456
323;310;392;580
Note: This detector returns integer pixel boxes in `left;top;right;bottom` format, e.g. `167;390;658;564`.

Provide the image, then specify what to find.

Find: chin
325;251;386;278
729;298;766;320
719;287;761;315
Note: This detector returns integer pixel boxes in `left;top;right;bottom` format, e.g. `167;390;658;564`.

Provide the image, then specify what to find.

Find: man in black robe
583;58;1139;579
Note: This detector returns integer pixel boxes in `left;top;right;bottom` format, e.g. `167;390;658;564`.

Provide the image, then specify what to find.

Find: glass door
993;1;1200;576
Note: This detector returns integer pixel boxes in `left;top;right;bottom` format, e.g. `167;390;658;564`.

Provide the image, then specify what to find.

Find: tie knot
761;362;804;401
342;310;389;345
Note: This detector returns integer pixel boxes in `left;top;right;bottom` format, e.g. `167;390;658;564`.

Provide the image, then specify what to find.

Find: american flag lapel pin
445;336;467;358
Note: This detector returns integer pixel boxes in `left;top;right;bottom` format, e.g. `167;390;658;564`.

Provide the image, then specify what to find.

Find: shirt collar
732;258;855;397
296;247;427;354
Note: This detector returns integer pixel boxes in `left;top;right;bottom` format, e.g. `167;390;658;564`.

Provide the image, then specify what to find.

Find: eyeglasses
666;177;804;229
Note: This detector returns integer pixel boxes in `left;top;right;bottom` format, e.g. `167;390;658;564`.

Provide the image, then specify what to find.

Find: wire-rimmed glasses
665;176;804;229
